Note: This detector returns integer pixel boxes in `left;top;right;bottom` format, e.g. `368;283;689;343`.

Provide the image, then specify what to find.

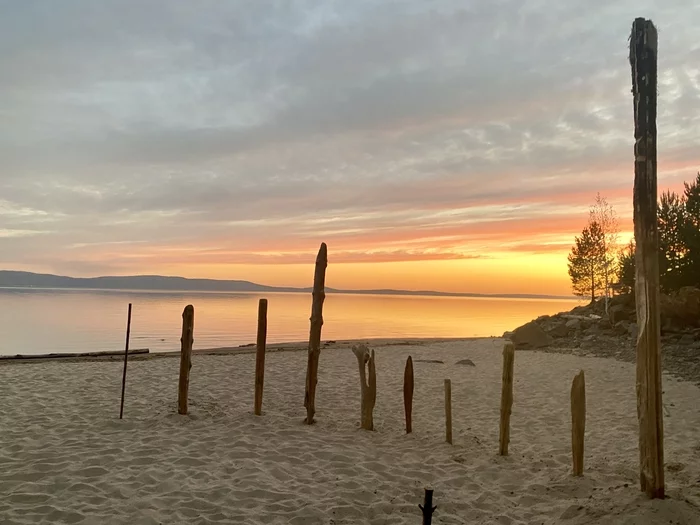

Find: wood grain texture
630;17;665;499
499;343;515;456
178;305;194;415
254;298;268;416
571;370;586;476
304;243;327;424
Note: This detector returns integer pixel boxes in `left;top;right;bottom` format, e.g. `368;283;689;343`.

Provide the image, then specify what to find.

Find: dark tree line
617;173;700;294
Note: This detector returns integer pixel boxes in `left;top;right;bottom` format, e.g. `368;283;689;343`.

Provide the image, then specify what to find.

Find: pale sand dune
1;338;700;524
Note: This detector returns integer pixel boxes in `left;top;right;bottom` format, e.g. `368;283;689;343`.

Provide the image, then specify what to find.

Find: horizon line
0;269;579;301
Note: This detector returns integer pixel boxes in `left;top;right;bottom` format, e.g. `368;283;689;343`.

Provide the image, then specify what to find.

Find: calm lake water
0;289;580;356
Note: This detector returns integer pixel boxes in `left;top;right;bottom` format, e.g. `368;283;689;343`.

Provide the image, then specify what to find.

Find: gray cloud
1;0;700;273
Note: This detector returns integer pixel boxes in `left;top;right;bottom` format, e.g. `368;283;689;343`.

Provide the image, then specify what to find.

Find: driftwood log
352;344;376;430
178;305;195;415
630;17;665;499
499;342;515;455
571;370;586;476
254;298;268;416
404;356;414;433
304;242;327;424
0;349;149;361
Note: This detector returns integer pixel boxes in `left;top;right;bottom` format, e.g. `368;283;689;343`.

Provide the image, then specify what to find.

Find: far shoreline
0;285;579;302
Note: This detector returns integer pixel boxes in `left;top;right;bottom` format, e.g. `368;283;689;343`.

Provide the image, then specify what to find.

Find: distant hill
0;270;576;300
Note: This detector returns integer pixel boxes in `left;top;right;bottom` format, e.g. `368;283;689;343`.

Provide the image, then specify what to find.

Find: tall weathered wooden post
403;356;414;433
571;370;586;477
499;342;515;456
254;298;268;416
630;17;664;499
178;305;195;415
304;242;327;424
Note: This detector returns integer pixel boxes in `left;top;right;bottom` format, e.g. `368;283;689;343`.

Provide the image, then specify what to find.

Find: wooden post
499;342;515;456
351;344;376;430
119;303;132;419
404;356;414;433
304;242;327;424
254;298;268;416
444;379;452;444
178;305;194;415
630;17;665;499
571;370;586;476
419;488;437;525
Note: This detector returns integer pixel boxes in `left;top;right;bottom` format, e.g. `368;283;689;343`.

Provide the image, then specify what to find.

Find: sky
1;1;699;296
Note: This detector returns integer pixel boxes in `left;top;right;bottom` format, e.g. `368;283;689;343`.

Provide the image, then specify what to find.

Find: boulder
679;333;696;345
614;320;631;336
598;318;613;332
679;286;700;314
610;293;635;308
585;323;601;336
660;287;700;327
609;304;633;325
565;319;582;331
511;321;553;349
546;320;569;338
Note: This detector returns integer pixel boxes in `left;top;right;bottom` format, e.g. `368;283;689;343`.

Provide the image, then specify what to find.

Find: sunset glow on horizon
2;2;698;296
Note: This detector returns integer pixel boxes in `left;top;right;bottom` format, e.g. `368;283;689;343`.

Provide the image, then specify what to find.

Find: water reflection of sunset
1;289;580;355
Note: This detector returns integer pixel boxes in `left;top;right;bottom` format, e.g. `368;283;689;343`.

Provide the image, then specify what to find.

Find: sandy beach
1;338;700;524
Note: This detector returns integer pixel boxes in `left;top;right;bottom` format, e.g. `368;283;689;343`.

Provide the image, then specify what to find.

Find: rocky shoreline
506;289;700;386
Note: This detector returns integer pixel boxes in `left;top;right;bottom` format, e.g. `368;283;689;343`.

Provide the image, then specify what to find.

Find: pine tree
658;190;687;292
617;241;636;294
567;221;609;302
682;173;700;288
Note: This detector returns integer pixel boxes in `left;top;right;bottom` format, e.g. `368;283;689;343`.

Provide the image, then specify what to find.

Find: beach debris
444;379;452;444
499;342;515;456
404;356;414;433
254;298;268;416
119;303;133;420
178;304;194;415
571;370;586;476
0;348;149;361
304;242;327;425
630;17;664;499
455;359;475;367
351;344;376;430
419;488;437;524
509;321;552;349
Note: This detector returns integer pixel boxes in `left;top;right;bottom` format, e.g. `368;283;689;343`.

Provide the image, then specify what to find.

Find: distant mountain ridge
0;270;576;300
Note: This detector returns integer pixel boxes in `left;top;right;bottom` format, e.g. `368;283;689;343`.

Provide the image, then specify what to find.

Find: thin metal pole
119;303;133;419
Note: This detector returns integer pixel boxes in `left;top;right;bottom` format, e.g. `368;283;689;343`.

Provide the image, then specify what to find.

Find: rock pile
505;288;700;385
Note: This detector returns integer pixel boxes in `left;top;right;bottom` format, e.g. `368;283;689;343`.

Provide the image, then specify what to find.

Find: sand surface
1;338;700;524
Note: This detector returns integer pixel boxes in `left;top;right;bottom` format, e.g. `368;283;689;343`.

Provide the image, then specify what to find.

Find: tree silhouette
568;221;609;302
589;193;619;311
658;191;687;292
617;240;636;294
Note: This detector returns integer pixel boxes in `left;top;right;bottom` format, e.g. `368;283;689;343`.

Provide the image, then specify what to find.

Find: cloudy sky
1;1;699;295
